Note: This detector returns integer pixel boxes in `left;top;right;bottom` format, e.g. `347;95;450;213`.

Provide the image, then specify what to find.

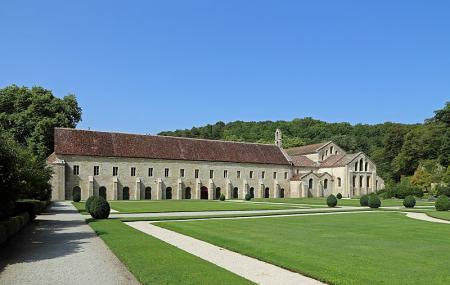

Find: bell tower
275;129;282;148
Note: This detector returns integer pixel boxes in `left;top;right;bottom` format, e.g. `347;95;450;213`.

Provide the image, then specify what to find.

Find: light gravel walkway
0;202;139;285
405;212;450;224
126;221;325;285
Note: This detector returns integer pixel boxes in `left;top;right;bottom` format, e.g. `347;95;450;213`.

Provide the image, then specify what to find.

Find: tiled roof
290;155;318;167
53;128;290;165
285;142;330;156
319;153;359;168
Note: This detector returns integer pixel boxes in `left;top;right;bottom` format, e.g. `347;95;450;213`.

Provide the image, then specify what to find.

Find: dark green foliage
368;194;381;208
326;195;338;207
244;194;251;201
360;195;369;206
219;194;226;201
85;196;96;213
436;185;450;197
0;212;32;245
73;193;81;202
89;196;110;219
381;179;423;199
435;195;450;211
403;195;416;208
336;193;342;199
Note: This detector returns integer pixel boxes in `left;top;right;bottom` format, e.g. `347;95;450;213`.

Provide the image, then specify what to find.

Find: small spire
275;129;282;148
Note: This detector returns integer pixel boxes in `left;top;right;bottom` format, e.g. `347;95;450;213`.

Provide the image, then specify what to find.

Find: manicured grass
254;197;434;207
73;200;301;214
89;219;252;285
427;210;450;221
158;212;450;285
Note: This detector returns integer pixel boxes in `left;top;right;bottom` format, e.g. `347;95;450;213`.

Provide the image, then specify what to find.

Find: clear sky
1;1;449;134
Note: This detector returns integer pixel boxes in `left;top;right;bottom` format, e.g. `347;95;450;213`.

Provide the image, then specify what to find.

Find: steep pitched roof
290;155;318;168
319;153;360;168
285;142;331;156
53;128;290;165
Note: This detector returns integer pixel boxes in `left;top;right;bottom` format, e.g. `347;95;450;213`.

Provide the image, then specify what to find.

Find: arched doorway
185;187;192;199
249;187;255;198
166;187;172;200
72;186;81;200
200;186;208;199
264;187;270;198
99;186;107;200
280;188;285;198
123;187;130;200
232;187;239;199
145;187;152;200
215;187;221;199
308;178;313;190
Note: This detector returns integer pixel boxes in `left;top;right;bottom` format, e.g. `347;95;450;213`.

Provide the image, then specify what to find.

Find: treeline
159;102;450;189
0;85;82;219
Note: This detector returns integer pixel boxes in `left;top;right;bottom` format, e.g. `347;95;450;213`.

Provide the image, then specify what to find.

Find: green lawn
254;197;435;207
158;212;450;285
73;200;303;214
427;210;450;221
89;219;252;285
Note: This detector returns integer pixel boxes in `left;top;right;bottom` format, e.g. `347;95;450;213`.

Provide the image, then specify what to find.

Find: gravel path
126;221;325;285
405;212;450;224
0;202;140;285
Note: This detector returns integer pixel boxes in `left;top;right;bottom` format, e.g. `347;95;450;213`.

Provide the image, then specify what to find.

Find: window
73;165;79;176
367;176;371;187
164;168;170;177
308;178;313;189
324;179;328;189
359;159;364;171
322;155;325;160
113;167;118;176
355;162;358;171
330;146;334;154
180;169;185;178
131;167;136;176
237;171;241;179
210;170;214;179
325;150;328;156
365;162;369;172
273;172;277;179
352;176;356;187
359;176;363;187
93;166;99;176
195;169;199;179
249;171;254;179
262;171;265;179
224;170;228;178
284;172;288;179
148;167;153;177
338;177;342;187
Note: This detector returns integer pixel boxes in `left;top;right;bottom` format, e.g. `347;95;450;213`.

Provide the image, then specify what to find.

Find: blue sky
1;1;449;134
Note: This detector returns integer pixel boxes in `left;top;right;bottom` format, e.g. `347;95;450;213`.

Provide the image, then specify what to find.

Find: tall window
131;167;136;176
249;171;254;179
237;171;241;179
148;167;153;177
352;176;356;187
355;163;358;171
224;170;228;178
367;176;371;187
195;169;199;179
261;171;265;179
365;162;369;172
330;146;334;154
324;179;328;189
93;166;99;176
113;167;118;176
210;170;214;179
180;169;185;178
73;165;79;176
164;168;170;177
338;177;342;187
359;176;363;187
359;159;364;171
284;172;288;179
273;172;277;179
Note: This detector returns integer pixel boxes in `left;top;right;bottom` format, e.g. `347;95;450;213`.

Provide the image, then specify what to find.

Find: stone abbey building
48;128;384;201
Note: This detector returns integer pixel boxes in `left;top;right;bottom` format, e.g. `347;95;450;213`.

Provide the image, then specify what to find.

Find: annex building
48;128;385;201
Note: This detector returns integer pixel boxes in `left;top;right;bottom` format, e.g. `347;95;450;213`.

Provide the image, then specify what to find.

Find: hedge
0;212;31;247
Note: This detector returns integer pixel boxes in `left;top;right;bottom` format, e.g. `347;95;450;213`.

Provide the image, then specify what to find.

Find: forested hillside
160;102;450;186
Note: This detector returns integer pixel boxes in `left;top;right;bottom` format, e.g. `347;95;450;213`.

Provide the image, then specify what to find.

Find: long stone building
48;128;384;201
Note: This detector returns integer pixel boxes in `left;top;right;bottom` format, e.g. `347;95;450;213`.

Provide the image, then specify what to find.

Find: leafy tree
411;167;433;192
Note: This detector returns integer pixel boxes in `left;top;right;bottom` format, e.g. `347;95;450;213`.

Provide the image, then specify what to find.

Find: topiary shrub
326;194;338;207
336;193;342;199
73;193;81;202
368;194;381;208
85;196;96;213
219;194;226;201
435;195;450;211
403;195;416;208
245;193;251;201
89;196;110;219
359;195;369;206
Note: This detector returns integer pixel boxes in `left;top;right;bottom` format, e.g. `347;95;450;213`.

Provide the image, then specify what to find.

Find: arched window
264;187;270;198
367;176;371;188
355;162;358;171
215;187;221;199
325;150;328;156
280;188;285;198
166;187;172;200
185;187;192;199
322;155;325;160
365;162;369;171
233;187;239;199
72;186;81;200
122;187;130;200
359;176;363;188
200;186;208;200
359;159;364;171
99;186;107;200
145;187;152;200
330;146;334;154
249;187;255;198
352;176;356;187
337;178;342;187
308;178;313;189
323;179;328;189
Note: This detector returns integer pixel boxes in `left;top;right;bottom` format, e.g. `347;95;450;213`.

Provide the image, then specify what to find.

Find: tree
411;167;433;192
0;85;82;158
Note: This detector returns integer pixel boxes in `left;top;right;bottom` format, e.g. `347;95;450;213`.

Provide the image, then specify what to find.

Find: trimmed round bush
368;194;381;208
73;193;81;202
245;193;251;201
336;193;342;199
85;196;96;213
326;194;338;207
89;196;110;219
219;194;226;201
359;195;369;206
403;195;416;208
435;195;450;211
